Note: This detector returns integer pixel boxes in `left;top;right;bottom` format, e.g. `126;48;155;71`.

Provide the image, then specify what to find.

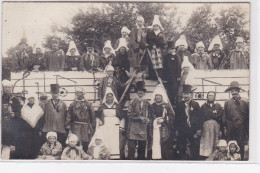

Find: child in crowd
206;140;228;161
227;140;241;161
98;65;120;100
87;133;110;160
37;131;62;160
61;134;92;160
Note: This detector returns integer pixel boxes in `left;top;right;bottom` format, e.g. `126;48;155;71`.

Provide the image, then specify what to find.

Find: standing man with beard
65;87;96;152
223;81;249;160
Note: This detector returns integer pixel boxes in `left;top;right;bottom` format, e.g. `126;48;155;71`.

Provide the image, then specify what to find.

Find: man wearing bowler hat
127;81;152;160
81;39;101;71
175;84;202;160
223;81;249;160
42;84;67;147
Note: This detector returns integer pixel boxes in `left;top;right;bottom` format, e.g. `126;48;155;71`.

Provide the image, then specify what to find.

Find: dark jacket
127;97;151;141
146;30;166;50
65;55;83;71
81;52;100;71
175;100;202;136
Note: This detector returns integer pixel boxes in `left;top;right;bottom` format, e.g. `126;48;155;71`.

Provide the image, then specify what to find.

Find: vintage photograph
1;1;250;161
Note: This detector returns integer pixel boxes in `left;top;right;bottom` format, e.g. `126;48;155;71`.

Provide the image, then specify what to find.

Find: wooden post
118;49;147;104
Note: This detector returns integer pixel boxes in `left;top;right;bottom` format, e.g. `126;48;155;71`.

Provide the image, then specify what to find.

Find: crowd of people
1;14;249;161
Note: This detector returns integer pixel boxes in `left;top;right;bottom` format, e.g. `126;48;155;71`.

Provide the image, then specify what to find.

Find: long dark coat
163;53;181;105
223;97;249;146
2;93;22;146
175;100;202;160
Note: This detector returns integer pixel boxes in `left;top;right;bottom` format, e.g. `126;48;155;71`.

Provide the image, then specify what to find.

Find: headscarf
2;80;13;87
103;40;116;56
150;84;168;104
66;134;78;144
102;87;118;107
206;91;216;104
104;65;114;73
46;131;57;140
217;140;228;147
66;40;80;56
115;38;129;51
175;38;188;49
33;41;45;54
121;26;131;35
208;35;223;51
21;93;43;128
151;15;164;31
227;140;240;155
195;41;205;52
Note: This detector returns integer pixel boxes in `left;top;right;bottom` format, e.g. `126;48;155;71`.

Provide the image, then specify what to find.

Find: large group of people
1;14;249;161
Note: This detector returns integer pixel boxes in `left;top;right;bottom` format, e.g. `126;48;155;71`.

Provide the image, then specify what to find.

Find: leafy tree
216;5;250;54
183;4;219;50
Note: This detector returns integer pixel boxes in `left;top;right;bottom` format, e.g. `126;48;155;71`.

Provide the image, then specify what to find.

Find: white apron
99;109;120;159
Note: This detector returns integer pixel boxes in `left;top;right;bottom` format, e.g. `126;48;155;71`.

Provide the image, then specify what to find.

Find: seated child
37;131;62;160
206;140;228;161
61;134;92;160
227;140;241;161
87;133;110;160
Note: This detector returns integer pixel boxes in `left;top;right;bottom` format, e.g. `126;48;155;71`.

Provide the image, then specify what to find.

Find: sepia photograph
1;1;251;162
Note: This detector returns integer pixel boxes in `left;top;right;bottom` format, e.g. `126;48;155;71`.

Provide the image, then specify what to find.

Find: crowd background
2;3;249;80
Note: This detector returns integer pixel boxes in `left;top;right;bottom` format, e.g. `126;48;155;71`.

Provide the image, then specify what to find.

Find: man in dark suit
175;85;202;160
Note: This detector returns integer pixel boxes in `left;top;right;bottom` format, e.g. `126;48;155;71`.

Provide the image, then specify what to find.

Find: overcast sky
2;2;249;56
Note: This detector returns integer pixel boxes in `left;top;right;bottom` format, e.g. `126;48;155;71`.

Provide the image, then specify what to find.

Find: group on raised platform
1;14;249;161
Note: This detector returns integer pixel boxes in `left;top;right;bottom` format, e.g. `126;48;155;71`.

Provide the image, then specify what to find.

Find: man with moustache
175;85;202;160
223;81;249;160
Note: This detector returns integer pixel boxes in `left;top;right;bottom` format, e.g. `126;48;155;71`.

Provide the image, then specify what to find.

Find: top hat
183;85;196;93
19;38;28;46
135;81;146;92
167;41;175;49
50;84;60;94
225;81;245;92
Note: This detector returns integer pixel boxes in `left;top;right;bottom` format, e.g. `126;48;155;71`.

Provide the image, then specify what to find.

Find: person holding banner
96;87;125;159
